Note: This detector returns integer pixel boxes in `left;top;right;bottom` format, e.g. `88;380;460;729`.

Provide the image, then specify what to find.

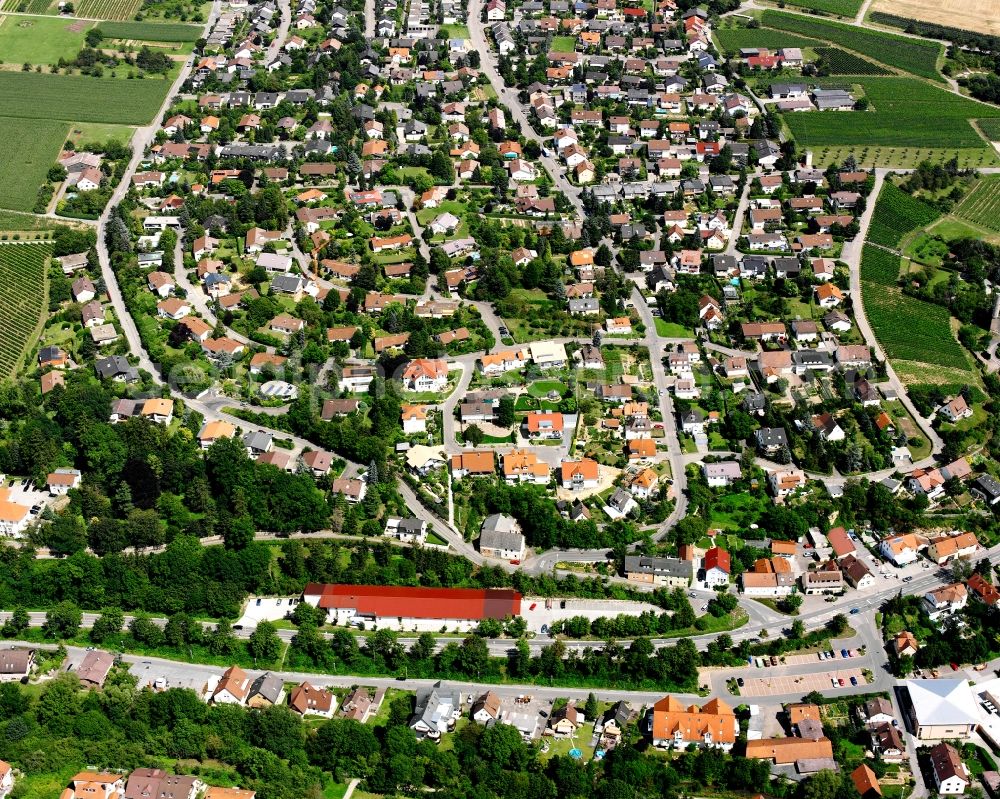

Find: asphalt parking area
741;668;867;697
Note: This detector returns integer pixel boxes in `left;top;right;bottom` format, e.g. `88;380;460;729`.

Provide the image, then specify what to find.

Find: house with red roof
703;547;730;587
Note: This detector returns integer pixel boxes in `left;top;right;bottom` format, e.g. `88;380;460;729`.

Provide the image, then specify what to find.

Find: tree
951;556;974;582
248;621;282;663
36;672;81;733
44;601;82;639
803;769;845;799
129;612;164;647
826;613;848;635
464;425;485;446
779;593;803;614
584;692;598;720
458;634;490;677
496;396;515;428
90;607;124;643
2;606;29;638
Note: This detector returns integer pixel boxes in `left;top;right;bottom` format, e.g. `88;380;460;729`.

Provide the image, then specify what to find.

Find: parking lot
740;667;867;697
522;597;663;634
5;478;50;517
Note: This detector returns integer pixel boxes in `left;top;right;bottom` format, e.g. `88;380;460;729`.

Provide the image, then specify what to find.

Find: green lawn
0;14;95;64
928;215;1000;243
416;200;467;226
527;380;567;398
438;23;469;38
426;530;450;546
550;35;577;51
654;319;693;337
65;121;135;148
540;722;597;761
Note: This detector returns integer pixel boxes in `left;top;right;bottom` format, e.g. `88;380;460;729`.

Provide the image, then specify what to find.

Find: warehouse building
302;584;522;631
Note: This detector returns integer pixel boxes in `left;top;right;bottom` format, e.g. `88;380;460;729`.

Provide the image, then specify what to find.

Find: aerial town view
4;0;1000;795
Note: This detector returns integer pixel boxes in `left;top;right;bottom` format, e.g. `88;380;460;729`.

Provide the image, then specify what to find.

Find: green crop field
75;0;142;19
0;72;168;124
954;176;1000;234
714;24;822;53
862;283;968;370
781;0;862;17
867;181;940;249
0;210;55;230
0;243;49;379
860;244;901;286
759;10;944;80
0;116;69;212
784;77;1000;158
980;120;1000;140
97;20;202;41
0;15;95;64
814;47;890;75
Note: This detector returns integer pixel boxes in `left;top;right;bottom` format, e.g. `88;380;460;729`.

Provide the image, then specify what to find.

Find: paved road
631;287;688;543
725;173;757;256
363;0;375;38
265;0;292;63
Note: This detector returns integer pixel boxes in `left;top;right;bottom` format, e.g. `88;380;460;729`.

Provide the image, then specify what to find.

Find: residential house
478;514;526;561
651;697;737;750
926;532;978;565
289;682;338;718
560;458;599;490
247;673;286;708
410;682;462;739
879;533;925;567
212;666;251;704
548;702;581;736
923;583;968;621
75;650;115;688
930;743;971;795
703;547;730;587
401;359;449;392
384;517;427;544
703;461;741;488
471;691;501;724
624;556;693;588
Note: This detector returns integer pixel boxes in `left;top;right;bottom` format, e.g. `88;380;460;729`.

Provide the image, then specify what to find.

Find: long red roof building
302;584;522;622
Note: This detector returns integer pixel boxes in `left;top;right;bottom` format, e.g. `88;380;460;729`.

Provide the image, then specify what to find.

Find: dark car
737;677;744;687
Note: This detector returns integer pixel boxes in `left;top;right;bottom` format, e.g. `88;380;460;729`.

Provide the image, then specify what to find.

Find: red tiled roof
303;584;521;620
705;547;730;574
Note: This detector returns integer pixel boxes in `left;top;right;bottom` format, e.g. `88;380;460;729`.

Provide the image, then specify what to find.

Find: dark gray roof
624;556;693;579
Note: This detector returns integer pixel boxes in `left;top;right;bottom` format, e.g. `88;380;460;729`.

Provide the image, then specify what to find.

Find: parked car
841;649;849;658
737;677;744;687
850;676;858;686
838;678;845;686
